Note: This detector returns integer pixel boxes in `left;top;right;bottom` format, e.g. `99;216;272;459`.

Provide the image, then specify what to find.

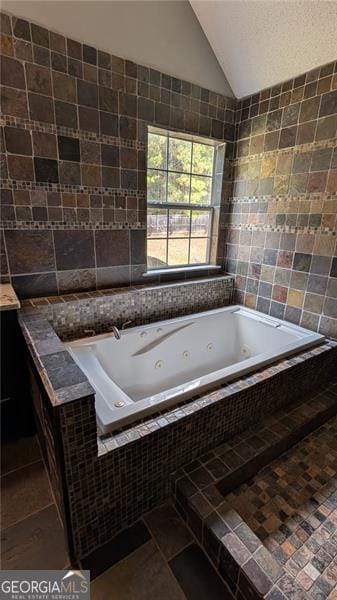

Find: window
147;128;220;270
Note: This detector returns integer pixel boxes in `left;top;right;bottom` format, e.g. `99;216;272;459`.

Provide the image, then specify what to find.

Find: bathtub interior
66;306;324;427
69;309;305;402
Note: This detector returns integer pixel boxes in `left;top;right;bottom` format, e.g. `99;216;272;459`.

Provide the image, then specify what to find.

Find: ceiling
190;0;337;98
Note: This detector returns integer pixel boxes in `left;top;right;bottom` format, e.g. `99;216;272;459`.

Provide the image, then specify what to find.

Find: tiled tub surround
172;383;337;599
19;272;337;562
21;275;234;341
226;60;337;338
19;275;233;558
0;10;235;298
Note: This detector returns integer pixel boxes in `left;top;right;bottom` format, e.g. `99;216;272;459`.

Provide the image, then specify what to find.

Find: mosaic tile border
234;137;337;161
225;225;337;235
20;274;232;308
1;222;145;230
1;180;145;197
0;114;145;149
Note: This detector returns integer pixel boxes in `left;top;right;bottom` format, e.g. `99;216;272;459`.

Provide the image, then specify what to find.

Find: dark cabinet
1;310;35;442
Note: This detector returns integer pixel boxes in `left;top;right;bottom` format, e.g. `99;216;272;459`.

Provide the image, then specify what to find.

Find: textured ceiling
190;0;337;98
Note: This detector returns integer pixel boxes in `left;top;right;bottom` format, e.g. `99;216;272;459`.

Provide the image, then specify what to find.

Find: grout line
85;529;151;583
34;433;66;529
168;498;236;598
166;538;195;563
1;502;55;532
142;501;193;563
141;504;220;595
1;455;42;478
142;519;195;597
51;229;59;295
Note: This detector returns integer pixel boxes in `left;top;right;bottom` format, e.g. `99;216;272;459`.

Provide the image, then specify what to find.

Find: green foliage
168;172;190;203
191;175;212;205
147;169;166;202
147;133;167;169
192;142;214;175
147;133;214;205
168;137;191;172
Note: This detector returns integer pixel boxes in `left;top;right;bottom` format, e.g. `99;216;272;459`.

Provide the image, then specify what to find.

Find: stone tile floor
1;434;233;598
3;410;337;598
87;503;233;599
225;416;337;598
1;435;69;570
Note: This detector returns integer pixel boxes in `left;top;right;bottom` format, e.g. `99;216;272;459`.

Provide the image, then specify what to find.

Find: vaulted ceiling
190;0;337;98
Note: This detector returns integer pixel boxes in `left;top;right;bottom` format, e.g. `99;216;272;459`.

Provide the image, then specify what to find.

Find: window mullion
166;206;169;266
188;209;192;265
207;206;213;263
150;166;212;178
165;136;169;265
189;143;193;206
148;202;211;211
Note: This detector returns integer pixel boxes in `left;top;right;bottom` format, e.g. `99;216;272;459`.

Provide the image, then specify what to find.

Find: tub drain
114;400;125;408
155;360;164;369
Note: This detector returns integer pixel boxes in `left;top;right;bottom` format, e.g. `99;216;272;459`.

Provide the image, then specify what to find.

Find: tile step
171;381;337;599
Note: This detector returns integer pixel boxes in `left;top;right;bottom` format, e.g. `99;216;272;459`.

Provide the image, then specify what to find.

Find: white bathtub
66;306;324;433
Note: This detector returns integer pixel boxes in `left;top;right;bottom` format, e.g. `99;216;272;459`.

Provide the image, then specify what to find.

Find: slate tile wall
0;11;235;298
1;11;336;338
226;61;337;338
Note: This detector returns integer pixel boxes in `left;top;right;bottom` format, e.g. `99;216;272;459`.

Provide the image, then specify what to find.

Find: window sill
142;265;222;277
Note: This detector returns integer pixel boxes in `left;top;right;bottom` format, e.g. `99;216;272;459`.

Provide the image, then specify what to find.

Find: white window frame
146;126;223;272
